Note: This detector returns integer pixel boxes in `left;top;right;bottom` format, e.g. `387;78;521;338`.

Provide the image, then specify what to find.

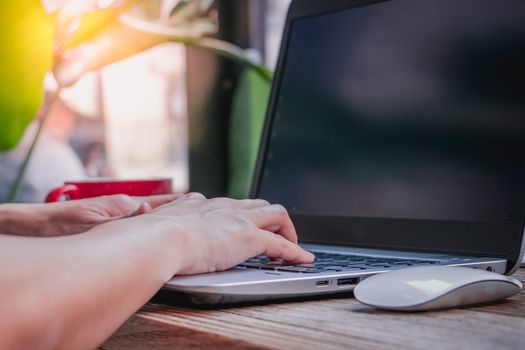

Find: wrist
147;214;205;276
128;214;191;280
44;202;91;236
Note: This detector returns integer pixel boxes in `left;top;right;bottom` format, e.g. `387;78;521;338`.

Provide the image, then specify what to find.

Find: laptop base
164;245;507;305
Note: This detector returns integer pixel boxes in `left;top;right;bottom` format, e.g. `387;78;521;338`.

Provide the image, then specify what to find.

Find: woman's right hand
145;193;315;275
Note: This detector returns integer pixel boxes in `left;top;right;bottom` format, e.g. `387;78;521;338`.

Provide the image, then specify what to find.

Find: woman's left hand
0;194;179;237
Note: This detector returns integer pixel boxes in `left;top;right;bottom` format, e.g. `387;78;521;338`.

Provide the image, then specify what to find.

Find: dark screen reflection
258;0;525;223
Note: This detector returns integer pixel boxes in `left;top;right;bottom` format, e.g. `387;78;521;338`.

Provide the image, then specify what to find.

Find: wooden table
102;268;525;350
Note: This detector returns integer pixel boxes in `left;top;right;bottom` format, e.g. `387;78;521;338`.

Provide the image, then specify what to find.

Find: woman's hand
143;193;314;275
0;194;179;237
0;193;312;349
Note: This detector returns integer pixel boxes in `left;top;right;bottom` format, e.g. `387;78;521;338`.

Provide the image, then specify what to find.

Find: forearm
0;215;186;350
0;195;179;238
0;204;52;236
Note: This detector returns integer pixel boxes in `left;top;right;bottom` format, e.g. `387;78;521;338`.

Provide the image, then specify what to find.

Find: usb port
316;280;329;287
337;277;359;287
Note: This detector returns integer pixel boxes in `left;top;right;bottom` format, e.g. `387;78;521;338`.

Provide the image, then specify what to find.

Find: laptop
164;0;525;304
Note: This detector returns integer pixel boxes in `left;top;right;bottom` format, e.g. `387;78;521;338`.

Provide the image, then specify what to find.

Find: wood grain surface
102;268;525;350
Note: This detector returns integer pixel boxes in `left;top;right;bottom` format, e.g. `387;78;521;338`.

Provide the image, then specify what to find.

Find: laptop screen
255;0;525;258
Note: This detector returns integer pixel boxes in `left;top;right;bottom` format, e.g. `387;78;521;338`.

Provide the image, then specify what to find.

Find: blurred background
0;0;292;203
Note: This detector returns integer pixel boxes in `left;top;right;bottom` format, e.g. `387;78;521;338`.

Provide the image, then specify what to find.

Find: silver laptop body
164;0;525;304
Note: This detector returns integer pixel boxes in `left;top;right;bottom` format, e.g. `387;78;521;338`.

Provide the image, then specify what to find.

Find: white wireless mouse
354;265;522;311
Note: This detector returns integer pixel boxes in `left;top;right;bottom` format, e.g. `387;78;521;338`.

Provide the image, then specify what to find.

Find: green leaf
228;68;272;199
0;1;54;151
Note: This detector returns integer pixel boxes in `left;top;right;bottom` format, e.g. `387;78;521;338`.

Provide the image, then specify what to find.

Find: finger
87;201;152;225
184;192;207;200
133;194;183;208
245;205;298;244
208;198;270;210
136;202;152;215
148;192;205;213
124;202;152;218
258;230;314;263
236;198;271;209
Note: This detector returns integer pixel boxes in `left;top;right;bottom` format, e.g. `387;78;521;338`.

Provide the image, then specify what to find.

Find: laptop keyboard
237;252;440;273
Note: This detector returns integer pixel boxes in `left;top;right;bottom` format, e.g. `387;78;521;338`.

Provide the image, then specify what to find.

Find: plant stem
7;90;60;203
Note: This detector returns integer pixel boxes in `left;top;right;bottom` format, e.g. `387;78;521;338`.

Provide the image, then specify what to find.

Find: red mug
45;178;173;202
